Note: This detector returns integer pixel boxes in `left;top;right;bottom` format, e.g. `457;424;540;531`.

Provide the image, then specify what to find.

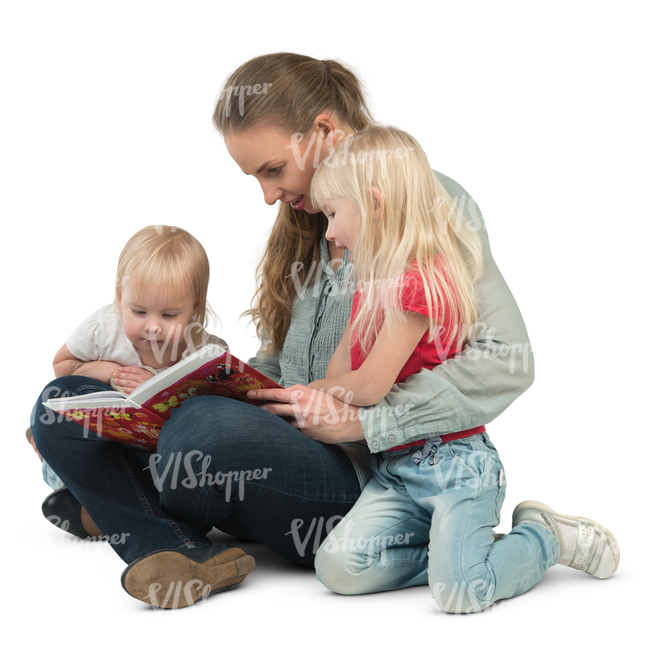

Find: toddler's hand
112;366;155;395
109;375;126;394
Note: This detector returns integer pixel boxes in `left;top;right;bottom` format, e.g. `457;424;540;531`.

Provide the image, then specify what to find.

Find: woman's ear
370;186;384;220
312;111;344;149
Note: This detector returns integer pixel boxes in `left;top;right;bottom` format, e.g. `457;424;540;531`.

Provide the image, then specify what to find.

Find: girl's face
119;285;198;365
321;197;362;261
224;121;346;214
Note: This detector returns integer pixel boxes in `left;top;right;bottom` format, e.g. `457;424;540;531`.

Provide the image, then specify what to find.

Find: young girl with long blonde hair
308;125;620;613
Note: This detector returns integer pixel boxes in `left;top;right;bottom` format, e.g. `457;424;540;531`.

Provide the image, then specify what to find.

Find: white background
2;0;647;647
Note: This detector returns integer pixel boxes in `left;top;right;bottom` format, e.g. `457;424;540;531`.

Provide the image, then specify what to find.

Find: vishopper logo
427;193;486;234
288;388;414;429
39;398;155;442
287;260;419;302
119;321;218;366
44;514;131;544
344;320;533;374
287;258;356;300
145;580;212;609
146;322;218;364
288;130;415;177
430;579;498;614
418;450;505;492
144;450;272;501
38;386;75;425
285;515;343;558
285;515;430;559
218;82;272;117
355;273;416;294
317;518;416;556
463;323;532;374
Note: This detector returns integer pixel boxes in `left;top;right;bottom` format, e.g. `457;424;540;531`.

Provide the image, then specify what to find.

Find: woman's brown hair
213;53;373;353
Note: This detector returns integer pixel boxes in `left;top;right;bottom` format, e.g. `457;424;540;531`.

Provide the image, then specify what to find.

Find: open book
43;344;282;451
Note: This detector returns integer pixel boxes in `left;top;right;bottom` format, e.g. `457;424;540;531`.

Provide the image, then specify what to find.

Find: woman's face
224;123;339;214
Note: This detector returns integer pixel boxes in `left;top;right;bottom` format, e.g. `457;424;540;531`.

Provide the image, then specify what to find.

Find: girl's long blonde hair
311;125;483;355
213;53;373;353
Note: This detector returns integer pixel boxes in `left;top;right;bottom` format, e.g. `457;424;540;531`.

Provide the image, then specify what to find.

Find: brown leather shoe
121;544;256;608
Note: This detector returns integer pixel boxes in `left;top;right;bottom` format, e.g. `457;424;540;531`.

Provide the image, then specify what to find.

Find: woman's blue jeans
31;376;362;567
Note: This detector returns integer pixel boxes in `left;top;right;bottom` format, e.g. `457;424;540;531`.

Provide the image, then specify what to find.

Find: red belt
388;425;486;452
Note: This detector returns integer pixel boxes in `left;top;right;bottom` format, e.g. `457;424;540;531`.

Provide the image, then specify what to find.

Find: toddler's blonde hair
311;125;483;355
113;225;213;330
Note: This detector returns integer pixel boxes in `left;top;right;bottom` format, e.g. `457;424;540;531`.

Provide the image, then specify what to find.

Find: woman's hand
112;366;155;395
246;384;365;444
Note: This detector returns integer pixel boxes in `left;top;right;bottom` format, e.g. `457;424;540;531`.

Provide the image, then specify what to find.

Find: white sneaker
512;500;620;579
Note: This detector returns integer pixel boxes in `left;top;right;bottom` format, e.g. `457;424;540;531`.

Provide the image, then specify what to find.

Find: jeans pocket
446;444;482;480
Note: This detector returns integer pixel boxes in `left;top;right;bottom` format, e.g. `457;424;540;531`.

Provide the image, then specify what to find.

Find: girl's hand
112;366;155;395
246;384;364;444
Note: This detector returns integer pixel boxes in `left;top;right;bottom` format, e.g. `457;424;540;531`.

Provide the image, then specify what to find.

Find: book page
44;392;129;409
129;343;227;405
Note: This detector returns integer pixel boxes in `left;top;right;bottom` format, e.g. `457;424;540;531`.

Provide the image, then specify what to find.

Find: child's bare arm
326;317;352;379
52;343;123;385
309;311;430;407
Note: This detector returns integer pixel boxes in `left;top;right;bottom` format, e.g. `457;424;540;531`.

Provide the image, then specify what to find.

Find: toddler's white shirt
66;304;227;375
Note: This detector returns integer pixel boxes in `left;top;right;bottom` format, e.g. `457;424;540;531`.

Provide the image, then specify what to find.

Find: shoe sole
513;500;620;578
122;547;255;609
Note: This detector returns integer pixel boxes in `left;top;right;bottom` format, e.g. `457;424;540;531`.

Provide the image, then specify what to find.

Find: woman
32;53;546;609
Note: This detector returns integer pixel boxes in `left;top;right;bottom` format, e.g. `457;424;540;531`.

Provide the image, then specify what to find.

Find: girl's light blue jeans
314;432;560;613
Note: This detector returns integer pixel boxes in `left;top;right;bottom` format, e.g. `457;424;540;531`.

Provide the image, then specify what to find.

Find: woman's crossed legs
32;378;362;605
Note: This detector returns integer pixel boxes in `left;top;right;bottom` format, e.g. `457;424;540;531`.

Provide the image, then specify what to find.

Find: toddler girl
308;125;620;613
36;225;226;494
